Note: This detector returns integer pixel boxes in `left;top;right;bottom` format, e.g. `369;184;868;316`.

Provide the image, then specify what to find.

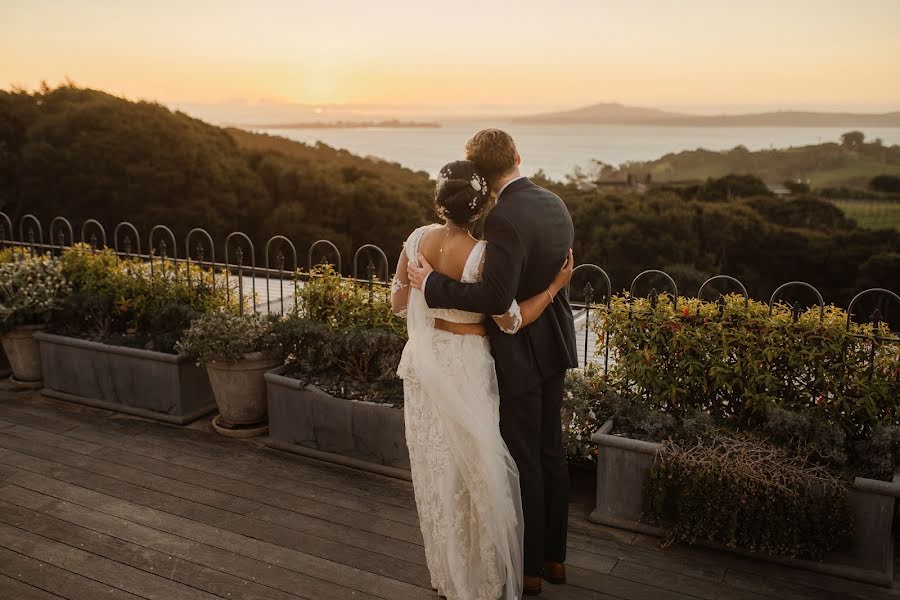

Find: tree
840;131;865;149
869;175;900;194
695;174;772;201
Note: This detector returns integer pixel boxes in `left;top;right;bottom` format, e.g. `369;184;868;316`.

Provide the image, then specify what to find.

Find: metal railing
3;213;898;370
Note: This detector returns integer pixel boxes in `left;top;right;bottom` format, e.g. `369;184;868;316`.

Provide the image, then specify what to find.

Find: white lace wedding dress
394;225;524;600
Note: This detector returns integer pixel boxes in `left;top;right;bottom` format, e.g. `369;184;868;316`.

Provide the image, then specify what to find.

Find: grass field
829;199;900;231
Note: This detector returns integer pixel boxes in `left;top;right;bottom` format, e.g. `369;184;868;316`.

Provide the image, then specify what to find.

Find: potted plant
263;268;410;476
581;294;900;586
265;315;409;477
0;251;70;388
36;246;220;424
177;309;281;437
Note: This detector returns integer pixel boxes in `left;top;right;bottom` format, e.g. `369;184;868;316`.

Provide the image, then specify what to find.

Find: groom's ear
515;153;521;166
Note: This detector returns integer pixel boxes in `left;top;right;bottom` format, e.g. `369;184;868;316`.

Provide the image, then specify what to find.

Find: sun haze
2;0;899;112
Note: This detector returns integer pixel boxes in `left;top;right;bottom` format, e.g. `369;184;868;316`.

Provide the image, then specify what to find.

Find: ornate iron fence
3;213;898;371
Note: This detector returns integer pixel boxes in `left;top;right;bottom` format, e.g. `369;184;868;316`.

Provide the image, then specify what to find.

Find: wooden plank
0;483;384;600
63;416;418;513
0;572;66;600
567;530;727;583
0;520;223;600
631;533;897;600
0;498;301;600
123;420;417;509
0;431;262;515
538;582;621;600
66;424;420;527
564;564;701;600
564;548;618;575
723;568;880;600
84;441;423;549
3;467;433;600
5;392;895;600
0;441;432;587
0;403;79;434
0;462;17;480
0;393;115;429
610;560;778;600
3;424;105;455
0;545;144;600
567;504;639;545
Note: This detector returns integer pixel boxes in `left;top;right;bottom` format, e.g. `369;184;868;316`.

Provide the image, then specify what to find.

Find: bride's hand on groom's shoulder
407;252;434;290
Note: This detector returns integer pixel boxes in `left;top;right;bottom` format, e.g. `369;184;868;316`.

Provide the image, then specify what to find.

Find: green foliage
644;433;853;560
841;131;865;149
276;314;405;405
556;183;900;305
595;134;900;188
176;309;281;364
0;84;432;270
598;294;899;439
562;368;612;464
0;251;70;331
296;264;406;336
683;174;773;201
870;174;900;194
275;265;408;405
54;245;227;352
4;85;899;305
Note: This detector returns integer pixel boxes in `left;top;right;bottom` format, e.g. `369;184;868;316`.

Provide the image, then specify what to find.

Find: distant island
514;102;900;127
247;119;441;130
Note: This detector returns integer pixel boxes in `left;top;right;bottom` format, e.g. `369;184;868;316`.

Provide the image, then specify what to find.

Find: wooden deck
0;388;897;600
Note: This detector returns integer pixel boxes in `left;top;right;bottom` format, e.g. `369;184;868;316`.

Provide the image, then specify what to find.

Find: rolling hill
514;102;900;127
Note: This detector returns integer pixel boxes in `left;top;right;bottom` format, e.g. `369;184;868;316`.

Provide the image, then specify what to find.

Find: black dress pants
499;369;569;577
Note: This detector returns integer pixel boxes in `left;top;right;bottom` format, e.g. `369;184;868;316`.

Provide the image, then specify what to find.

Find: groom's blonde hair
464;129;518;186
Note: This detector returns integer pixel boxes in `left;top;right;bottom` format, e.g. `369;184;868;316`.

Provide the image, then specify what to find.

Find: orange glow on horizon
2;0;899;112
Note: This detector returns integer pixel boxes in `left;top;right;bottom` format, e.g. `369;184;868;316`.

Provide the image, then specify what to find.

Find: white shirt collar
496;175;526;200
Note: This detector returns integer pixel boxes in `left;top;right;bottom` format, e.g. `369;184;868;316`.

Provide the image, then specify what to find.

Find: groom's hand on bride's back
407;252;434;290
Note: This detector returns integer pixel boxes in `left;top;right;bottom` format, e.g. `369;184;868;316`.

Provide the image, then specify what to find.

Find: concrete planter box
35;332;216;425
590;419;899;587
264;366;410;480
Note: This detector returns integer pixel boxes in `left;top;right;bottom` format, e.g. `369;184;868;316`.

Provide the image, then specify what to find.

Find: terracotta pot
1;324;45;383
205;352;279;427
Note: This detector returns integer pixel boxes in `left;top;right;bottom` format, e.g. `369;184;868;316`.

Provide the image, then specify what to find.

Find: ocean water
258;121;900;180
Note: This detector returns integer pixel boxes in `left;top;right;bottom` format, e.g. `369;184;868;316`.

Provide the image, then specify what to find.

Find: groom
408;129;578;595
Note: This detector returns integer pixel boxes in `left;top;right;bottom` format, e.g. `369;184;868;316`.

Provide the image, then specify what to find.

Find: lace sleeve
390;242;412;318
391;225;438;318
470;242;523;334
492;300;522;334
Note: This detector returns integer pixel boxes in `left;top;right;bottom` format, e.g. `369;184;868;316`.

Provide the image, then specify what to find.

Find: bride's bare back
417;226;478;282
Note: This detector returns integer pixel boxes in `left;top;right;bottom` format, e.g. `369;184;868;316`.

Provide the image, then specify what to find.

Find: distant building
767;184;791;196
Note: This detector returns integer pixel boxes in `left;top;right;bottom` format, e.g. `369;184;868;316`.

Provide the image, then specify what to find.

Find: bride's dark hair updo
434;160;491;225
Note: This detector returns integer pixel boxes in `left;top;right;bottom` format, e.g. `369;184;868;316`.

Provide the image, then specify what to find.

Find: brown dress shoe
523;575;543;595
543;561;566;584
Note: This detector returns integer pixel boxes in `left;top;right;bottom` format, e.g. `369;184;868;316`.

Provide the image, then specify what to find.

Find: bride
391;160;573;600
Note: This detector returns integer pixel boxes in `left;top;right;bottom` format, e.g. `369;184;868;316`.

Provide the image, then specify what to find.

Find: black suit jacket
424;178;578;398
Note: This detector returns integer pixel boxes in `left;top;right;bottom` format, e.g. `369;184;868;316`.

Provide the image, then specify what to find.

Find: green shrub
297;264;405;337
0;251;70;332
644;433;853;560
597;293;899;439
176;309;280;364
276;314;405;406
54;245;228;352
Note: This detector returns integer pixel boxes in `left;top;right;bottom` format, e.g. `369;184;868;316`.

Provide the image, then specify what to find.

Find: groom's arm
423;211;524;315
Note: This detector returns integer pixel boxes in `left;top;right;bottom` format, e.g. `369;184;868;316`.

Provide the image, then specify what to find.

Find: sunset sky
3;0;899;116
